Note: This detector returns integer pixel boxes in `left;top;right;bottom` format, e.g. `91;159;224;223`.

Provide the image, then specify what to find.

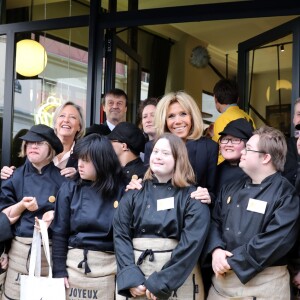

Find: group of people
0;79;299;300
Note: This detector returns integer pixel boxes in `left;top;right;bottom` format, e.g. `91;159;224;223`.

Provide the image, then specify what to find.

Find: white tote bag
20;219;66;300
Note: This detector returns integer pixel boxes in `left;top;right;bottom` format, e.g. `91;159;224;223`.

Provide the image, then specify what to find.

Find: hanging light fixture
16;39;48;77
280;44;285;52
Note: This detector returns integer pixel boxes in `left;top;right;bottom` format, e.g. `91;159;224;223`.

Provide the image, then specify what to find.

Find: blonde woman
144;91;218;203
1;101;86;179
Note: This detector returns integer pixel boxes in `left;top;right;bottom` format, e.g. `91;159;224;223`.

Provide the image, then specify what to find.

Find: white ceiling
6;1;299;74
144;15;297;75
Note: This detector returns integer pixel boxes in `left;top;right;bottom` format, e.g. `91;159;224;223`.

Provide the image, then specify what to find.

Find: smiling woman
52;101;86;171
0;101;86;181
144;91;219;201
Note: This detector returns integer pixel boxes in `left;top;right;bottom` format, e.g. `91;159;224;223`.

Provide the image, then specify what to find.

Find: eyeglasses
244;148;266;154
220;137;244;144
26;141;48;148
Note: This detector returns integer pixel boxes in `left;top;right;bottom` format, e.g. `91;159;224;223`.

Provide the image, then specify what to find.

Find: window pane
13;28;88;166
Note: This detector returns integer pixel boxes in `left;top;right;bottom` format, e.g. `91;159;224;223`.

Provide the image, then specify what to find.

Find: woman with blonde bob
143;91;218;203
114;133;210;300
1;101;86;180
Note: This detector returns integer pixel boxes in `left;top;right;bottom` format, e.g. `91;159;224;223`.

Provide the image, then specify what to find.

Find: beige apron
116;238;204;300
2;236;50;300
207;265;290;300
66;248;116;300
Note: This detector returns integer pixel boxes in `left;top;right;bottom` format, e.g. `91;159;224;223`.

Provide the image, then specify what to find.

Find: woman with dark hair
114;133;210;300
51;133;126;300
138;97;159;142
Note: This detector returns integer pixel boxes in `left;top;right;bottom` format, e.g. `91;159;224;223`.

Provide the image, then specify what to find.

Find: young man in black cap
215;118;254;194
107;122;147;183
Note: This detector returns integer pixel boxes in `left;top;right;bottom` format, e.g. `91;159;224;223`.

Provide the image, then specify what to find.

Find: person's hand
41;211;55;228
22;197;38;211
2;206;20;224
0;253;8;270
64;277;70;288
125;178;142;192
293;271;300;288
130;285;146;297
1;166;15;180
146;289;157;300
190;187;211;204
60;167;77;178
211;248;233;278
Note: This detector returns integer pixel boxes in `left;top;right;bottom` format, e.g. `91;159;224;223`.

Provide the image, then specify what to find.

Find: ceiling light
16;39;48;77
280;44;285;52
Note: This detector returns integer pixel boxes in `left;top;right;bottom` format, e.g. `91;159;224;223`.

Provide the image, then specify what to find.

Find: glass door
247;35;292;136
238;17;300;137
103;32;142;124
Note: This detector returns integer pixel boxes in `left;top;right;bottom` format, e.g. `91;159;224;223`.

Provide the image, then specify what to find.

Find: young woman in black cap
0;124;66;300
51;133;126;300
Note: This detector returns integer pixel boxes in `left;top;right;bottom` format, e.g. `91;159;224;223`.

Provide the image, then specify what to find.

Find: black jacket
215;160;248;196
205;172;300;284
0;159;66;237
123;157;147;183
283;136;298;186
114;179;210;299
51;179;125;277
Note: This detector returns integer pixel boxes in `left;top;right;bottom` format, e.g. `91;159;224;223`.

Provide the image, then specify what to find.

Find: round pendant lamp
16;39;48;77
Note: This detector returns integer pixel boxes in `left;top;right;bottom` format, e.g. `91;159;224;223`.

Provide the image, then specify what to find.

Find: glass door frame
103;32;142;124
238;16;300;136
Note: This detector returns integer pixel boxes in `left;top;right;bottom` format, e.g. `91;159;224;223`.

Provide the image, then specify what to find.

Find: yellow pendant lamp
16;39;48;77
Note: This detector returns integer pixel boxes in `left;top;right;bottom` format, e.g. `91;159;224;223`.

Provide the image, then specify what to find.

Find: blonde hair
19;141;56;162
53;101;86;140
144;133;195;187
154;91;204;140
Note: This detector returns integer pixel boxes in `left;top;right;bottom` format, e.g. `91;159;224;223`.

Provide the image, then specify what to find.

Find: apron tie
77;248;91;274
137;249;154;265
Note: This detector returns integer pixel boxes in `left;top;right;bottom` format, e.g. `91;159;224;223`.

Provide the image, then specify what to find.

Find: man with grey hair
204;125;300;299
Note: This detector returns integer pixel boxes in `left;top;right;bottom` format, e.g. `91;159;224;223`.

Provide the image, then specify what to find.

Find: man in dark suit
86;88;128;136
102;88;128;132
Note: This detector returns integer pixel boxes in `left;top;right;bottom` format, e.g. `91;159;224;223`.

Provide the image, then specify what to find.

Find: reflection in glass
12;28;88;165
247;35;292;136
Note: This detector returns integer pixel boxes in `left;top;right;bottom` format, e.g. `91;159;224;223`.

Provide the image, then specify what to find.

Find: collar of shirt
222;103;238;113
53;141;75;169
106;120;115;131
